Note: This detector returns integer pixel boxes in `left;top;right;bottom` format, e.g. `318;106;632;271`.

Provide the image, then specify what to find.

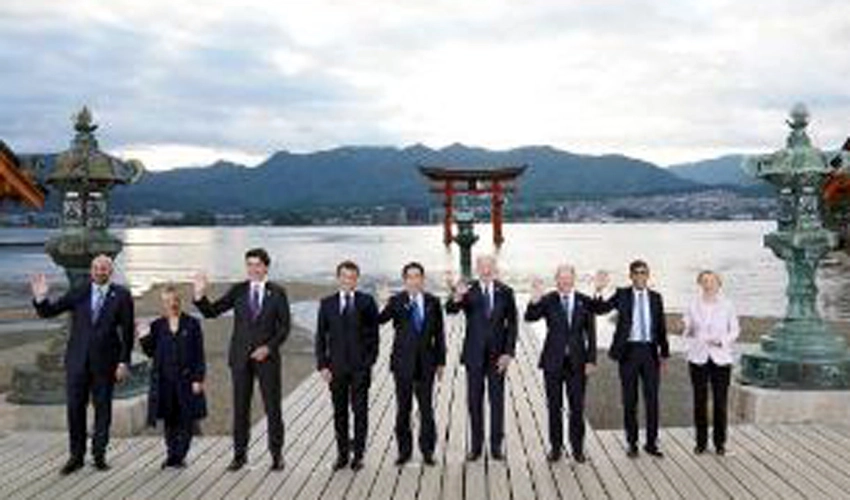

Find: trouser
544;358;587;455
231;357;284;459
394;369;437;458
66;365;114;459
330;369;371;458
466;362;505;454
689;360;731;449
618;344;660;447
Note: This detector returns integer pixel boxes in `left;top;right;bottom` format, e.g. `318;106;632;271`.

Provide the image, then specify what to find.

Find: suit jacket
194;281;291;367
445;279;518;369
315;291;380;374
33;282;134;376
140;313;207;425
377;291;447;380
524;290;597;372
587;287;669;362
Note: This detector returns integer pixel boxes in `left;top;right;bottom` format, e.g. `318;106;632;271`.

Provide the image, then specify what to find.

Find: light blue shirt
629;288;651;342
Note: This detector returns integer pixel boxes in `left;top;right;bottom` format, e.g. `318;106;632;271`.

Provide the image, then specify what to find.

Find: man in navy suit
378;262;446;466
30;254;135;475
588;260;669;458
193;247;291;471
445;255;518;461
524;264;596;463
315;260;380;471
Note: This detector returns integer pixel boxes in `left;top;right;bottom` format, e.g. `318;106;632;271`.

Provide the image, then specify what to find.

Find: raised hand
192;272;209;300
593;270;611;293
376;279;391;304
30;273;48;301
135;320;151;339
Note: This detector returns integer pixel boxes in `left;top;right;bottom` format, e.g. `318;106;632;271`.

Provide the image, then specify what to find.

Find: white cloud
1;0;849;168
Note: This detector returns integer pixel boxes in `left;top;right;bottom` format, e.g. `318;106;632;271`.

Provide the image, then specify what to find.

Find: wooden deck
2;315;850;499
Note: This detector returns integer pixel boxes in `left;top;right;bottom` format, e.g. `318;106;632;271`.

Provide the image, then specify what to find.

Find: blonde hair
160;283;183;304
696;270;722;287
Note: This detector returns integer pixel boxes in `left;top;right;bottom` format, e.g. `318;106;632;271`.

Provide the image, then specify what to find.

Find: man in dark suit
524;264;596;463
588;260;669;458
445;254;518;461
315;260;379;471
193;247;291;471
377;262;446;467
30;254;135;475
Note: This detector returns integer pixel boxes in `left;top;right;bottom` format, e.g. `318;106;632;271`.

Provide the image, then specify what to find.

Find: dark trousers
330;369;371;458
689;360;731;449
66;366;114;459
544;359;587;455
231;358;284;459
466;362;505;454
163;399;193;462
619;343;660;447
394;369;436;458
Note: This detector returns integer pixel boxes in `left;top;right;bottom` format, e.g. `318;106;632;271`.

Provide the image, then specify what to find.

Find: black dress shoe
573;452;587;464
490;450;505;461
59;457;85;475
466;451;481;462
93;455;110;471
271;454;285;471
394;454;410;466
715;446;726;456
350;455;364;471
626;444;639;458
546;449;562;462
694;445;707;455
226;456;247;471
423;454;437;466
643;445;664;458
162;458;186;469
333;456;349;471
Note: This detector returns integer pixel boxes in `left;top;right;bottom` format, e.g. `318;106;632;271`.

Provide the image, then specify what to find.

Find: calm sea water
1;221;849;320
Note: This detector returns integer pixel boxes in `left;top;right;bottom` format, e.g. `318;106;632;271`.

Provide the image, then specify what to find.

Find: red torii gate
0;140;44;209
419;165;527;247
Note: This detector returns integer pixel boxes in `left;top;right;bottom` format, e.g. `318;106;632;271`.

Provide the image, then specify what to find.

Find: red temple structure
419;165;527;247
0;140;44;208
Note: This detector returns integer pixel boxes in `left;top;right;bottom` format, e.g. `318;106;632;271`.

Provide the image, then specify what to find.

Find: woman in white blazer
682;270;739;456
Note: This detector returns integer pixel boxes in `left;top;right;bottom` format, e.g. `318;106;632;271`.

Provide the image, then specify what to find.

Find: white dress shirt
683;294;740;366
339;290;355;313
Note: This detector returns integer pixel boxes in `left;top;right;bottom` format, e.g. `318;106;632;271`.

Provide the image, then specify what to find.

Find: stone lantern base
731;383;850;425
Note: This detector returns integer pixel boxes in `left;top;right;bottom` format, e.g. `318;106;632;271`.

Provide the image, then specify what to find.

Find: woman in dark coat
138;285;207;468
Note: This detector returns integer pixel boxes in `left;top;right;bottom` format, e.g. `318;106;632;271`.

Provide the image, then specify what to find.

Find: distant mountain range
20;144;768;213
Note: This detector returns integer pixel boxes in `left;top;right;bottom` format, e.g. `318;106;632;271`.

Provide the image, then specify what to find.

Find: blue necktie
411;297;424;334
92;287;105;322
250;286;261;319
637;292;649;342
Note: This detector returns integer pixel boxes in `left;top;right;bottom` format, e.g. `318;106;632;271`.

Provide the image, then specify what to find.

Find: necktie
562;294;572;329
250;285;261;319
410;296;424;334
484;284;493;318
344;293;354;315
637;291;649;342
92;287;105;322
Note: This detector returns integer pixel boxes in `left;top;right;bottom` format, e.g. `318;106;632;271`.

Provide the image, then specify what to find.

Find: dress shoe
93;455;110;471
271;453;285;471
59;457;84;475
423;454;437;466
226;456;247;471
643;445;664;458
626;444;639;458
333;456;349;471
350;455;364;471
546;449;562;462
573;452;587;464
694;445;707;455
394;454;410;466
716;446;726;456
466;451;481;462
490;450;505;461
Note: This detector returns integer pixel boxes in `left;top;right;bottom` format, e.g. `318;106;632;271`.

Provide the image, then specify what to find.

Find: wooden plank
735;425;846;498
665;428;756;500
761;425;850;492
656;428;730;500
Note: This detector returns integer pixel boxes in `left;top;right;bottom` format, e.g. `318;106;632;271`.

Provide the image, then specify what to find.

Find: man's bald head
90;254;114;285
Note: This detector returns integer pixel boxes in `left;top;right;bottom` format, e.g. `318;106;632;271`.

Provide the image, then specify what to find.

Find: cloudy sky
1;0;849;170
